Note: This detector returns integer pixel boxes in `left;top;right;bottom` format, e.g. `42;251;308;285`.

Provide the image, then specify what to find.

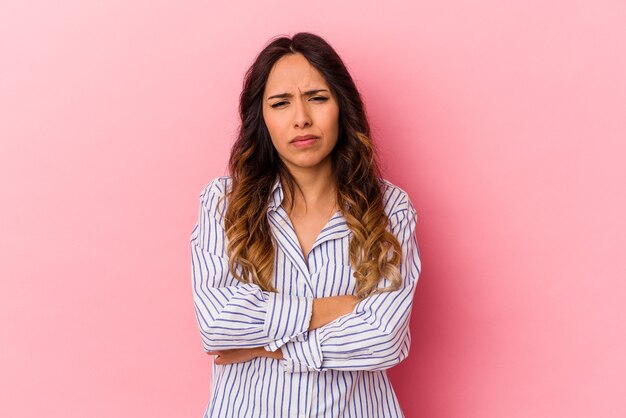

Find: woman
190;32;422;418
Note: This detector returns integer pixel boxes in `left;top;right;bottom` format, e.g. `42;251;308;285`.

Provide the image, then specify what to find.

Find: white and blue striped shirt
190;174;421;417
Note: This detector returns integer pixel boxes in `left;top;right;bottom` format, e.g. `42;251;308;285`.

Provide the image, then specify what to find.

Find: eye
270;96;328;109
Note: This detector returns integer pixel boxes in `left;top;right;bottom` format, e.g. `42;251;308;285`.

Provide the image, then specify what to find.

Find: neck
282;160;336;211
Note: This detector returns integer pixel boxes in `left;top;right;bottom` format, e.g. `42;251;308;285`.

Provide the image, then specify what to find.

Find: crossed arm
191;179;421;372
206;295;358;365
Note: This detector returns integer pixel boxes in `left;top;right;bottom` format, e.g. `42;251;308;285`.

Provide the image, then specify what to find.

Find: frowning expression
262;52;340;172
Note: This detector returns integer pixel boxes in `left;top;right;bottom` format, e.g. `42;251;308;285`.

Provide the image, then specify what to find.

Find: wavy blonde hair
219;32;403;300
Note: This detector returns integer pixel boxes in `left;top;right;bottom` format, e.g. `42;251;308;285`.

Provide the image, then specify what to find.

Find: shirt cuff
277;327;323;373
262;292;313;351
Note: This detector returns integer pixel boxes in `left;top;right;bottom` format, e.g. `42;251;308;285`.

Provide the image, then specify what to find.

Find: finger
215;356;229;365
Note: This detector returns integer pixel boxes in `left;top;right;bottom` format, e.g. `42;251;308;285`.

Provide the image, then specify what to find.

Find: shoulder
198;175;233;214
380;178;417;218
199;175;233;201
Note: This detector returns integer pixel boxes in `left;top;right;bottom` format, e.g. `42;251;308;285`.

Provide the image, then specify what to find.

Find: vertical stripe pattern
190;175;422;418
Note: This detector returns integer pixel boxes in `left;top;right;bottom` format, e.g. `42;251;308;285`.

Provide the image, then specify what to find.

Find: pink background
1;1;625;417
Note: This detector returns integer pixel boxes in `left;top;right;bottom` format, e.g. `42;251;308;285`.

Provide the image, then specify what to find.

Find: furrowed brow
267;89;329;100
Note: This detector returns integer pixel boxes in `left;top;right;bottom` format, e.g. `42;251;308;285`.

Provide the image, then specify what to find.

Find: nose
293;97;312;128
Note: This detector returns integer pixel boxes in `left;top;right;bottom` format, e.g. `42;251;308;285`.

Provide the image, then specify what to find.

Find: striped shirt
190;174;421;418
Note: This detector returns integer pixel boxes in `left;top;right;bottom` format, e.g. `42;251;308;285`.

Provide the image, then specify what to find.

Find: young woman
190;32;422;418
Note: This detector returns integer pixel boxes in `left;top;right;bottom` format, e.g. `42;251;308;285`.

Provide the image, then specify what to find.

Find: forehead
264;53;328;94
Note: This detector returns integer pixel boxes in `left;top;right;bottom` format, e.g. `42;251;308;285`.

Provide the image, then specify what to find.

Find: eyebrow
267;89;329;100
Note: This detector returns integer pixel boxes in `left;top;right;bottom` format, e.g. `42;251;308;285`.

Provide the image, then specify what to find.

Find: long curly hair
220;32;403;300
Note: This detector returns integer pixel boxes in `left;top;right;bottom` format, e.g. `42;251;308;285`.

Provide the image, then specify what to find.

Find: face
262;52;340;173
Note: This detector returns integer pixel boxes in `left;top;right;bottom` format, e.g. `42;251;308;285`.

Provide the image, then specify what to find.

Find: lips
291;134;319;143
290;136;319;148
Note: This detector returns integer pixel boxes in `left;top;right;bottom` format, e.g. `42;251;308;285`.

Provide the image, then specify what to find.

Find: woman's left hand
207;346;282;365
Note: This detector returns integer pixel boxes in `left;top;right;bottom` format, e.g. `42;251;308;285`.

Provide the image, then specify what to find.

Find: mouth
291;134;319;143
290;136;319;148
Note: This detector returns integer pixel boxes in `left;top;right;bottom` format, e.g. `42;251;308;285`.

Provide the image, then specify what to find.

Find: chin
283;157;325;169
293;161;325;169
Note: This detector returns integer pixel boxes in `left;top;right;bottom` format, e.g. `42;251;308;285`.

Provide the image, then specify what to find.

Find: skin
208;52;349;366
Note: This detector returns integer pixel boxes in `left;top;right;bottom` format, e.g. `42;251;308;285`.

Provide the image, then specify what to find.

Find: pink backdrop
1;1;625;417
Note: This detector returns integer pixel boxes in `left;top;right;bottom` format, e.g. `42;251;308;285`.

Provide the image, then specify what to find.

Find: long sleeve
190;179;314;352
270;195;421;373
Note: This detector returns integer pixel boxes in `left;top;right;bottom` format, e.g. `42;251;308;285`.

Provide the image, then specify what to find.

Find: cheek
263;110;283;142
262;108;274;131
320;107;340;138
